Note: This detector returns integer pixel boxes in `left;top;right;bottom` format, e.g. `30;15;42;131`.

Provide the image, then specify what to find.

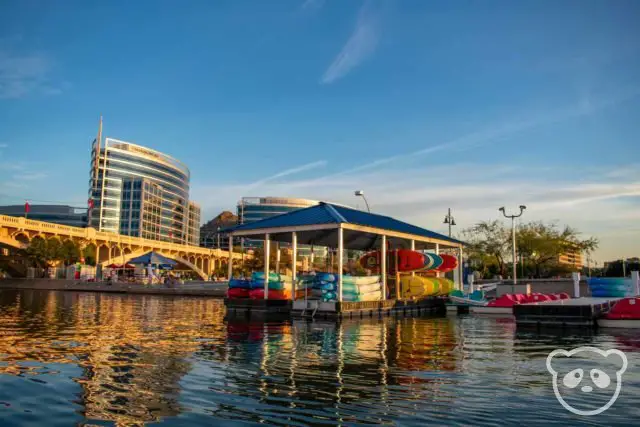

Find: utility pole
499;205;526;284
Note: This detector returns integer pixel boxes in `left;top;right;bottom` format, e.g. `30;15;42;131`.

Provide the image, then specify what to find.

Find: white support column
337;227;344;302
227;235;233;280
410;240;415;277
291;232;297;301
435;243;440;278
458;246;463;291
264;234;270;300
381;235;387;301
275;243;281;274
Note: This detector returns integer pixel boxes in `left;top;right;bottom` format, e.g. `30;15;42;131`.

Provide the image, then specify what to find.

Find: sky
0;0;639;263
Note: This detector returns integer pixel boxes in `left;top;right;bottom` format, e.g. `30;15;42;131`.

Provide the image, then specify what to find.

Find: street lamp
354;190;370;213
216;226;221;249
443;208;456;237
499;205;526;284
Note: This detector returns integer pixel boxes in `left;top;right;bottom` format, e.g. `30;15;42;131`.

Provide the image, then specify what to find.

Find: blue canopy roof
226;202;464;248
128;251;178;266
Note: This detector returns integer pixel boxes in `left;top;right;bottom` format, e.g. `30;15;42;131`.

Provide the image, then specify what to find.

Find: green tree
516;221;598;277
462;220;510;278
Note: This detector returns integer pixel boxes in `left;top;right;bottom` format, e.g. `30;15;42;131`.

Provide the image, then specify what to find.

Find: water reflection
0;290;638;426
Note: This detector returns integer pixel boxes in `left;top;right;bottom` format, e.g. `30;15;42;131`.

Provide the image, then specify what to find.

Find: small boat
597;297;640;328
468;292;571;315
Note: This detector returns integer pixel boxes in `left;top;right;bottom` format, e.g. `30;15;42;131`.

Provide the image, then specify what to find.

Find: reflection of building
88;119;200;245
0;204;87;227
558;245;583;269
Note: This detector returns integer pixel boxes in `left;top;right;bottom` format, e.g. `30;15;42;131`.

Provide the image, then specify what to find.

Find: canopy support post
291;232;297;301
338;227;344;302
227;235;233;280
435;243;440;277
381;235;387;301
264;234;270;300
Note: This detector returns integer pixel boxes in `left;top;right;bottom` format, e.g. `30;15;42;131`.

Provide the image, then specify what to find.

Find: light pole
354;190;370;213
217;226;221;249
499;205;526;284
443;208;456;237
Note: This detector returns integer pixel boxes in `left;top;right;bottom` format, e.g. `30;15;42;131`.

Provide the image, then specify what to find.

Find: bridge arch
100;249;208;280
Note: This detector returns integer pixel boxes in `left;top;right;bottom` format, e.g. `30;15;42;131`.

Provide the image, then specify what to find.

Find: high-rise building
186;201;201;246
88;119;200;245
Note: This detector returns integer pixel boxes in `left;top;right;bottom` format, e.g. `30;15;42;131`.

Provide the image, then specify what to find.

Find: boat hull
597;318;640;329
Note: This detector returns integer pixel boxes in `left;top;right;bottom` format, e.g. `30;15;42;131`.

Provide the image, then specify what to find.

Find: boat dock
513;297;620;328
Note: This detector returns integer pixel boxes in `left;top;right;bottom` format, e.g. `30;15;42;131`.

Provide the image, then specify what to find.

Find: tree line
462;220;598;279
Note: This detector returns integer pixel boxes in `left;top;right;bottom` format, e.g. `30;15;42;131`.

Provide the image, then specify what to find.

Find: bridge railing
1;214;240;258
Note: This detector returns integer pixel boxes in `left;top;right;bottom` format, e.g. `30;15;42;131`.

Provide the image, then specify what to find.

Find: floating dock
291;298;445;319
513;297;620;328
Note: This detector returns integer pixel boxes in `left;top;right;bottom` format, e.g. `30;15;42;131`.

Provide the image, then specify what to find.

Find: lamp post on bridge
499;205;526;284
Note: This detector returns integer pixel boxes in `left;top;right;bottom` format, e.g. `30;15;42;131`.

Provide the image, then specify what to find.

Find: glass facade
88;137;199;245
236;197;325;257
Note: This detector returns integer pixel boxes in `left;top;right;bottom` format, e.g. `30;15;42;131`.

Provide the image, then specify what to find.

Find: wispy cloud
0;143;7;149
321;0;381;84
244;160;327;190
301;0;324;11
0;46;61;98
311;86;640;182
12;172;47;181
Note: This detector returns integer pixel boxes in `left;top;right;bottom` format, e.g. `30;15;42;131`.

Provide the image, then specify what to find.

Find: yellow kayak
399;276;455;298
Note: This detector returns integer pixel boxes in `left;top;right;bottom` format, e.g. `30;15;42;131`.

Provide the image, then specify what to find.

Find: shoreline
0;279;228;298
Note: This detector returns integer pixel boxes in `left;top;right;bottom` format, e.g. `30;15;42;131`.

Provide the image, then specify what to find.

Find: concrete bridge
0;214;244;279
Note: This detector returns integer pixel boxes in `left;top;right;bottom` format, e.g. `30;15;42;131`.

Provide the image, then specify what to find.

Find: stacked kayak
358;250;458;274
588;277;633;297
227;272;292;300
297;273;382;302
598;297;640;328
400;276;455;298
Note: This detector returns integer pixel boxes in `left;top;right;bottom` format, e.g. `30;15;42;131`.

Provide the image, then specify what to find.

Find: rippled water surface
0;290;638;426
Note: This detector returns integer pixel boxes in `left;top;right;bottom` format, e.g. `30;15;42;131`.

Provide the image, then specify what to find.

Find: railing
0;214;239;258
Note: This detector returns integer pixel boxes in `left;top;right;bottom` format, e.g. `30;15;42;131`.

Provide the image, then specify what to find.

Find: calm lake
0;290;638;426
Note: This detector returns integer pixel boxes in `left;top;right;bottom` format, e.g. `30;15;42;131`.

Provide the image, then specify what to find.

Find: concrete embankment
0;279;228;298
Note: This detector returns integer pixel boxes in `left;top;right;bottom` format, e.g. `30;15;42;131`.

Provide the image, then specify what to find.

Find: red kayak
436;254;458;272
249;289;291;300
359;249;425;272
227;288;250;299
598;297;640;328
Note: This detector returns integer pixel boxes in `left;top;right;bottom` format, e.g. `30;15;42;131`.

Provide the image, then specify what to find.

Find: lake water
0;290;638;426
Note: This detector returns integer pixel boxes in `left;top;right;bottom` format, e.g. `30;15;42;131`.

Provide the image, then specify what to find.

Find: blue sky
0;0;639;262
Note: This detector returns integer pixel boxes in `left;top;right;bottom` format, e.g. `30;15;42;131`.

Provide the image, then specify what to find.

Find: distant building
0;205;87;227
186;201;201;246
558;245;584;269
237;197;320;224
88;119;201;245
236;197;329;258
200;211;238;250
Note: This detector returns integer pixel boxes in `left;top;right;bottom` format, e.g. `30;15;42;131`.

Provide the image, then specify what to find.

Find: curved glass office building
237;197;319;224
89;136;200;245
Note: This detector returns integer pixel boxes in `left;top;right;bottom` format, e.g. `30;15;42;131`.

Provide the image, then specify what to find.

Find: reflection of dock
514;297;620;328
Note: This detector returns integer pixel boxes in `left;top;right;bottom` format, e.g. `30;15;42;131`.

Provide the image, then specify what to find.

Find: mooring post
632;271;639;296
572;272;581;298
